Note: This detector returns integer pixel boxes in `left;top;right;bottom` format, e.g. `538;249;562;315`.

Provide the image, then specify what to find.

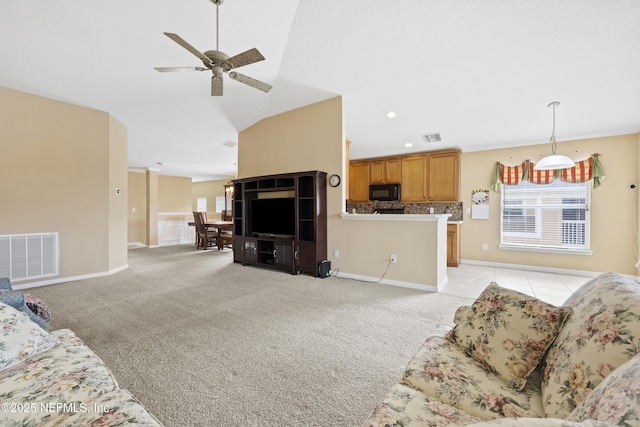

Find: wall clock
329;174;341;187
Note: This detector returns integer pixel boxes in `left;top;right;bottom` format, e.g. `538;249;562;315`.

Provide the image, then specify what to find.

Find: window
500;180;591;254
215;196;225;213
196;197;207;212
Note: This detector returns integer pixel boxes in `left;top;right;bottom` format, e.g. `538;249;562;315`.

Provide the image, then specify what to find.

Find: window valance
491;154;604;192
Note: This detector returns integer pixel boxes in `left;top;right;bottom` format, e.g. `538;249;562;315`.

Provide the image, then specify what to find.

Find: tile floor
442;263;597;306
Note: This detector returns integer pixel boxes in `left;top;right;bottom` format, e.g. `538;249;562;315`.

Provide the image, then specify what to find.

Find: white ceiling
1;1;639;181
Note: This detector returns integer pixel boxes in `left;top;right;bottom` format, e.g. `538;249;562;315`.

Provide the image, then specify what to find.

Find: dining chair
193;211;217;249
219;210;233;248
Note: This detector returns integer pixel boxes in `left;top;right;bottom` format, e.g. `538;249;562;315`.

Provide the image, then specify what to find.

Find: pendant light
535;101;575;170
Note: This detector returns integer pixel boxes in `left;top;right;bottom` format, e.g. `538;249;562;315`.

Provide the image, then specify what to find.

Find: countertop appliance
369;183;401;201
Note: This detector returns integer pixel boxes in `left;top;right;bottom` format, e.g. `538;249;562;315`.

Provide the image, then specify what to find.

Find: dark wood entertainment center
232;171;327;276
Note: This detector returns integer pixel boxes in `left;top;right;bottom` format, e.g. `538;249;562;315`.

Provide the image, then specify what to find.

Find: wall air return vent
422;133;442;143
0;233;59;282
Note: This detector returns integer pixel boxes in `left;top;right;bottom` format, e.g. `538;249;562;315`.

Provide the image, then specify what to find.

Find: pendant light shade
535;101;575;171
535;153;576;170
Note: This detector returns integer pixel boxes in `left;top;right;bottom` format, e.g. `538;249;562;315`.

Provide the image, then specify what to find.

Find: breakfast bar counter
340;213;452;222
332;213;450;292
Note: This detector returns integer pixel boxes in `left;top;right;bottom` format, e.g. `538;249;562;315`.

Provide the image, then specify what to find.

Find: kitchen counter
341;213;451;222
333;212;449;292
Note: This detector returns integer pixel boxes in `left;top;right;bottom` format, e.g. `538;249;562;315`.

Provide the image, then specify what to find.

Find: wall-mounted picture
471;189;490;219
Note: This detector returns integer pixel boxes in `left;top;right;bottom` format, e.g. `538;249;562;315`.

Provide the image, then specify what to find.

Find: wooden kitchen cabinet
347;149;461;203
370;158;400;184
401;155;428;201
428;150;460;201
349;161;370;202
447;223;460;267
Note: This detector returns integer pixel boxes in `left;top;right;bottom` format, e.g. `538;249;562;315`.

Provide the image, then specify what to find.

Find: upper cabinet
427;150;460;202
401;155;428;201
349;149;461;203
349;161;370;203
370;158;400;184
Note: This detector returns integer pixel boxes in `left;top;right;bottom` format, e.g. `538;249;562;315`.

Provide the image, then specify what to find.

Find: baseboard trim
128;242;146;248
459;259;600;277
335;271;444;292
12;264;129;290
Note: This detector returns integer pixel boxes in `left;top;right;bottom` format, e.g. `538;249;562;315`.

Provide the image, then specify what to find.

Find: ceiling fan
155;0;272;96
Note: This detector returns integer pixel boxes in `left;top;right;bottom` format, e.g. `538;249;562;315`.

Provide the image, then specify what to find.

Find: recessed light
404;142;413;148
386;111;396;119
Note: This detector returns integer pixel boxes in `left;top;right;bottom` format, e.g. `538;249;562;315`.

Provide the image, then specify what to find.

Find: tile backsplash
346;201;463;222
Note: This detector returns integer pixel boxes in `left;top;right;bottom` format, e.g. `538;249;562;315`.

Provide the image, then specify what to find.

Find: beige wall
337;216;448;290
128;171;147;245
158;175;192;213
460;133;639;274
192;179;231;220
637;133;640;274
108;115;128;271
0;86;128;285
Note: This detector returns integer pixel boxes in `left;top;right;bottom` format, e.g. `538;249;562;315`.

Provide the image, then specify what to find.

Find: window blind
500;180;590;252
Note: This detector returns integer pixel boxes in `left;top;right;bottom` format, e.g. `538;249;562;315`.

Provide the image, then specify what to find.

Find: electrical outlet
482;243;488;251
429;207;434;214
390;254;397;263
334;250;339;258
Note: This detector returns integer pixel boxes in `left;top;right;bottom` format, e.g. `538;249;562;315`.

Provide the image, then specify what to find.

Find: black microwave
369;183;401;201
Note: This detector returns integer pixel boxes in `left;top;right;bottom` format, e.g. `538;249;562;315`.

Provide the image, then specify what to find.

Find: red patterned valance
492;154;604;192
499;162;527;185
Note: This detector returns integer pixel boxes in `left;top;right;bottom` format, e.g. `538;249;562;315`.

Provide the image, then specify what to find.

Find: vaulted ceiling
1;1;639;181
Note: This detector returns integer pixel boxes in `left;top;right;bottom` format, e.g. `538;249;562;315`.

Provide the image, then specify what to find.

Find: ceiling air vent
422;133;442;143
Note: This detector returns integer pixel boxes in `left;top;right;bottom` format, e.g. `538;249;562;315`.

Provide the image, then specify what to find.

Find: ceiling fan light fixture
535;101;575;171
155;0;271;95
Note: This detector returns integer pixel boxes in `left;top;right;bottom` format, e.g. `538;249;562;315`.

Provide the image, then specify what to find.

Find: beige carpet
31;245;474;427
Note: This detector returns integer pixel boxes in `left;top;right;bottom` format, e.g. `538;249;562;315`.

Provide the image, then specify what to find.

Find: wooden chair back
193;211;216;249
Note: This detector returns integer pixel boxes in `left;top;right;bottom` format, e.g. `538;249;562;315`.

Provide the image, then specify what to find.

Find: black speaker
318;260;331;278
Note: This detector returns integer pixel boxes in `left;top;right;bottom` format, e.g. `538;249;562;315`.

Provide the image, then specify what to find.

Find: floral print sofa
0;301;162;426
362;272;640;427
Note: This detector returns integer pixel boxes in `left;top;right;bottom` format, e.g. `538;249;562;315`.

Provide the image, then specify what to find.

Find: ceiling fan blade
224;48;265;70
211;76;223;96
228;71;272;93
154;67;208;72
163;32;211;65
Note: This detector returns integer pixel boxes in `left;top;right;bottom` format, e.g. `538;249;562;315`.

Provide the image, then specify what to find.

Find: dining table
187;220;233;250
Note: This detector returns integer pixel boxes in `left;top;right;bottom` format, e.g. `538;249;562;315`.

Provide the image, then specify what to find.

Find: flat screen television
250;197;296;237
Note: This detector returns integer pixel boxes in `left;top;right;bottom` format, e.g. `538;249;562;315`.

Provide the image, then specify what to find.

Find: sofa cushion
542;272;640;418
0;301;59;372
446;282;571;390
361;383;481;427
567;352;640;425
401;334;545;421
0;329;119;426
